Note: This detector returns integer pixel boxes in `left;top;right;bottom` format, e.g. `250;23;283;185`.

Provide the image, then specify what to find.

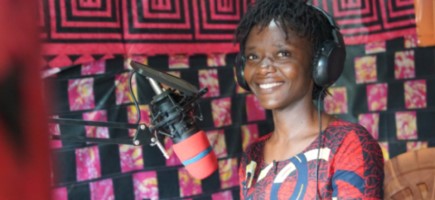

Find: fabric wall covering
40;0;417;68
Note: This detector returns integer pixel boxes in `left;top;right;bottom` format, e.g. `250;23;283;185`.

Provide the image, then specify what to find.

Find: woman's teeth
259;82;282;89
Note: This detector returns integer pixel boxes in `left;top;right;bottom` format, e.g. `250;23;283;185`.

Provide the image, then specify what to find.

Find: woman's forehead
245;21;313;53
248;21;300;42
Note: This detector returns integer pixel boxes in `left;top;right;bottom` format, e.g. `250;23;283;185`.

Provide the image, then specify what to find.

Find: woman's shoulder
322;118;379;152
326;118;374;139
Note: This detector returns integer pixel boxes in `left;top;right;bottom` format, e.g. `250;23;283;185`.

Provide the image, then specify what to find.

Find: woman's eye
246;54;257;60
277;51;290;58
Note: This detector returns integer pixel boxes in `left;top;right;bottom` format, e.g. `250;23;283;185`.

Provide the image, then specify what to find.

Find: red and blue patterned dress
239;119;384;199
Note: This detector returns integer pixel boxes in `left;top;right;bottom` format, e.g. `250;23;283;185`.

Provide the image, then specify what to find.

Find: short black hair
234;0;334;100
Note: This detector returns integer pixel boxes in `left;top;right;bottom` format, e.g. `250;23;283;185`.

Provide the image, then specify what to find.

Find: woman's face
243;21;314;110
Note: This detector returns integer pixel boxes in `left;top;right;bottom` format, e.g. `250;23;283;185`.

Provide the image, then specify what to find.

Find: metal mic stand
49;117;148;145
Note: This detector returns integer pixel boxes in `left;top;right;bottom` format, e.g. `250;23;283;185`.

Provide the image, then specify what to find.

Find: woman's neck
270;100;323;142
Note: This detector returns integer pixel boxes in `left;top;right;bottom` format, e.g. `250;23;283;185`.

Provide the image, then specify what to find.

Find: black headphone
234;5;346;91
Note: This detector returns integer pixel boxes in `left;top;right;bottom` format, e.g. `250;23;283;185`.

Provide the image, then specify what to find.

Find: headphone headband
308;5;339;29
308;5;345;50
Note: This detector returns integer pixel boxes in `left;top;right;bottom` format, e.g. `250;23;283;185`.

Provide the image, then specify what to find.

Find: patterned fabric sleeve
331;126;384;199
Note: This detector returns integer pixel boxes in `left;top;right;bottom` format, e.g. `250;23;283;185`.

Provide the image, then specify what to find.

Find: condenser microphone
130;61;218;179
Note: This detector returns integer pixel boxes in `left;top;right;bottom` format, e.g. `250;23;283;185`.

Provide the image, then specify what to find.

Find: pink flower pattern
207;53;226;67
395;111;418;140
199;69;220;98
90;179;114;200
48;124;60;135
241;124;259;151
404;34;418;48
50;140;62;149
49;116;62;148
83;110;109;139
365;40;386;54
115;72;134;105
169;54;189;69
212;190;233;200
366;83;388;111
127;56;148;70
130;56;148;65
76;146;101;181
358;113;380;140
119;144;144;172
52;187;67;200
219;158;239;189
81;59;105;75
127;105;151;137
246;94;266;122
133;171;159;200
354;55;377;84
68;78;95;111
404;80;427;109
164;137;182;166
395;50;415;79
211;97;232;127
324;87;348;114
206;130;228;158
178;168;202;197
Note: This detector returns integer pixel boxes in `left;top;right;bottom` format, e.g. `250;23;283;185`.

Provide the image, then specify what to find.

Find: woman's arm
331;127;384;199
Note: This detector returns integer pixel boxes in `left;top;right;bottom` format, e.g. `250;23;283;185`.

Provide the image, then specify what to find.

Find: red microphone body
172;130;217;179
147;78;218;179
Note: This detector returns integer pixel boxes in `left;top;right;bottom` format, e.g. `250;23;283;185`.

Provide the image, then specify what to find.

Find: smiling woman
234;0;384;199
243;20;313;111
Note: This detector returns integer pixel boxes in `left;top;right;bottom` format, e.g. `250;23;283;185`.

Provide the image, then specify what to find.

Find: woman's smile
258;82;283;89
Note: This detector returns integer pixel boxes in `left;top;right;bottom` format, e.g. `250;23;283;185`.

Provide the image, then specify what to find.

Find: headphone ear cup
234;54;251;91
312;40;344;87
312;46;323;86
310;5;346;88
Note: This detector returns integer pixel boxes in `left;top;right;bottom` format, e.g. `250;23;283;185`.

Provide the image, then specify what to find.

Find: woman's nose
260;57;272;68
258;57;276;74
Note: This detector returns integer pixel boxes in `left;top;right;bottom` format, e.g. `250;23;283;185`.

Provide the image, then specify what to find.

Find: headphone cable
315;87;326;200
